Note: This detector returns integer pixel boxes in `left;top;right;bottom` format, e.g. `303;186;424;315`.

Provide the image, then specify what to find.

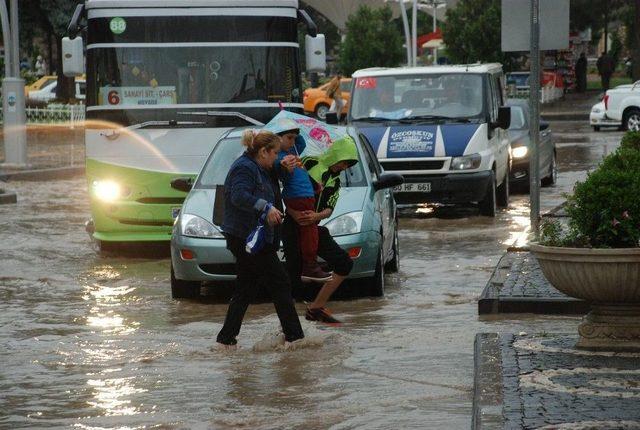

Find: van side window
488;77;498;122
493;74;504;106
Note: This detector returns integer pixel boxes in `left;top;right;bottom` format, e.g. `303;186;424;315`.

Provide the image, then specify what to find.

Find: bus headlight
324;211;363;236
180;214;224;239
511;146;529;159
92;180;122;202
450;153;481;170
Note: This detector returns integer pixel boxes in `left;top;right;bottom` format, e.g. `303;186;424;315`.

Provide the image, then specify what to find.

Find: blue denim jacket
222;152;276;244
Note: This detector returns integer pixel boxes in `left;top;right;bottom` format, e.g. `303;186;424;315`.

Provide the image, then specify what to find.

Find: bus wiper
100;120;207;140
177;110;265;126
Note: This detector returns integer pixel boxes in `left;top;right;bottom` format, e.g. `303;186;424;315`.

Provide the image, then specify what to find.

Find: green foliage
441;0;518;71
562;134;640;248
610;32;623;65
337;5;404;75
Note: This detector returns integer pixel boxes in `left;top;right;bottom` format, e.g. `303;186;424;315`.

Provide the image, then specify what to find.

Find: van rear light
604;94;609;110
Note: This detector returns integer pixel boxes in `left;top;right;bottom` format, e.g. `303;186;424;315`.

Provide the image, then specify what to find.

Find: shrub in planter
535;131;640;350
542;132;640;248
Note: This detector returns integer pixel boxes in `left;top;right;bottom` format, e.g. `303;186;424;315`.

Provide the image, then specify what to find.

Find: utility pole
529;0;541;239
1;0;27;167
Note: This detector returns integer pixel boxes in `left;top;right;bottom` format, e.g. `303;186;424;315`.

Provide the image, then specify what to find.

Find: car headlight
450;153;481;170
324;211;363;236
92;179;128;202
592;107;602;114
180;213;224;239
511;146;529;159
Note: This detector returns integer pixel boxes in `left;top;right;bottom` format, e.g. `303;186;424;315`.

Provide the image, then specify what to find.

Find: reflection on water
0;131;617;428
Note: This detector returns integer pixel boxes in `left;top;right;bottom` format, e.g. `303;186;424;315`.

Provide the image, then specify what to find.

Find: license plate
393;182;431;193
171;207;181;219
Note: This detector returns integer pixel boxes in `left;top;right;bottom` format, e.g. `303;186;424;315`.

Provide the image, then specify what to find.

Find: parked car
590;100;621;131
507;99;557;189
170;126;403;299
602;81;640;131
303;78;352;120
24;75;58;96
349;64;511;217
28;79;86;102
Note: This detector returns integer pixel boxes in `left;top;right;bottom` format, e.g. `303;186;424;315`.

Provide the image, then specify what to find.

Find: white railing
507;86;564;104
0;104;86;127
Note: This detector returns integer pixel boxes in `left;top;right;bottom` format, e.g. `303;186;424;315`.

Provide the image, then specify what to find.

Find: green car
170;126;403;299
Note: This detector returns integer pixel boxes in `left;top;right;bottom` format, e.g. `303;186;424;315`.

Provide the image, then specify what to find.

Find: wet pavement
0;125;625;429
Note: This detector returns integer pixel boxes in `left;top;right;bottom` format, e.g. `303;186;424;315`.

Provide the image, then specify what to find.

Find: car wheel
171;265;201;299
593;125;600;132
368;247;385;297
314;103;330;121
623;109;640;131
384;224;400;273
496;169;509;208
478;172;497;217
541;151;557;187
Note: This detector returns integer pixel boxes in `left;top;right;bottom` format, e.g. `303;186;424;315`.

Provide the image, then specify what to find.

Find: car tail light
603;94;609;110
348;247;362;259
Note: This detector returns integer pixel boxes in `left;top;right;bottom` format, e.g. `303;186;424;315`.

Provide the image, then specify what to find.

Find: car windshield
197;136;368;188
509;106;527;129
350;73;484;122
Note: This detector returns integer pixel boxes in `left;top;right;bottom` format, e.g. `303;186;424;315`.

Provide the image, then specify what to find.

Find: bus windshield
88;46;300;107
350;73;485;122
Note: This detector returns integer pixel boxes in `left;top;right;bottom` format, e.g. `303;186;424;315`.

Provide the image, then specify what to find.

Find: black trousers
282;216;353;291
216;235;304;345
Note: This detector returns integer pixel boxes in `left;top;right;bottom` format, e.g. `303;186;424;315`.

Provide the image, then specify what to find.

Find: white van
348;64;511;216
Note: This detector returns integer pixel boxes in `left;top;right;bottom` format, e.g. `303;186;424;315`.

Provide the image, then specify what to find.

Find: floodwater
0;125;623;429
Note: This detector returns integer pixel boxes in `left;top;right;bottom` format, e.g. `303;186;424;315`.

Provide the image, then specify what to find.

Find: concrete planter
530;244;640;351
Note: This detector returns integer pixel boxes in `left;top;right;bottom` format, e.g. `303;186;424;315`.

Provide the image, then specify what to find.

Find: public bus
63;0;325;248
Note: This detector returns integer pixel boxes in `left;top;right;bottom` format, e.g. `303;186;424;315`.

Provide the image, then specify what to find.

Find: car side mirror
171;177;193;192
325;112;339;124
540;122;549;131
492;106;511;130
373;173;404;191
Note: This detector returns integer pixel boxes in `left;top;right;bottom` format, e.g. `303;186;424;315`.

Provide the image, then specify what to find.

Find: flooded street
0;125;624;429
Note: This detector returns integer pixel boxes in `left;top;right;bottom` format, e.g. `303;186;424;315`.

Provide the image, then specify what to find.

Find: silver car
170;126;403;299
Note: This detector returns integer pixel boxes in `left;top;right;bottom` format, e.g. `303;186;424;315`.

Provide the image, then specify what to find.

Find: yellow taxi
303;78;351;120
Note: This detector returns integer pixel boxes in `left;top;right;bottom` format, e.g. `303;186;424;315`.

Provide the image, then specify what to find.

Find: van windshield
350;73;484;122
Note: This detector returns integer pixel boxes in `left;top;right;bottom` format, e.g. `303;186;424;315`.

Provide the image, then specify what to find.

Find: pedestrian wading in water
282;135;359;325
216;129;304;349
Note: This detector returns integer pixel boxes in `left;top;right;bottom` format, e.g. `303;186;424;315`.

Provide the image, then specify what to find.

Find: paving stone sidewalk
479;251;590;315
473;333;640;430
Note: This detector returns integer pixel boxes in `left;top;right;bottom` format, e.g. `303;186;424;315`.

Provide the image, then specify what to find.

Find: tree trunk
55;36;74;102
47;29;54;76
634;0;640;81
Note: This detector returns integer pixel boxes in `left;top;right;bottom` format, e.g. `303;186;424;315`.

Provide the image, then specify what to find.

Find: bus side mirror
305;34;326;73
492;106;511;130
62;37;84;77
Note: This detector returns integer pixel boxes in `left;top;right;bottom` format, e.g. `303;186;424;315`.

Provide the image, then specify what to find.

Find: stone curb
0;189;17;204
0;166;84;181
478;251;590;315
472;333;504;430
541;112;590;121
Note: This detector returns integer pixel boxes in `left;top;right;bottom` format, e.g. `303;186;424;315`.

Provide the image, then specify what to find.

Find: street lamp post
1;0;27;168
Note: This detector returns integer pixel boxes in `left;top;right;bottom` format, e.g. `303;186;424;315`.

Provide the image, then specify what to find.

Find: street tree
22;0;78;101
337;5;404;75
442;0;519;70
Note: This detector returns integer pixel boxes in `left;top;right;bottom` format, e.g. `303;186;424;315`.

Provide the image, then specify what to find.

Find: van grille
381;160;445;171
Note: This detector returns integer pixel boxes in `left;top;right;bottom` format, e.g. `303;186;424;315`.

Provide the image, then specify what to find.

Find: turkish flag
356;77;377;89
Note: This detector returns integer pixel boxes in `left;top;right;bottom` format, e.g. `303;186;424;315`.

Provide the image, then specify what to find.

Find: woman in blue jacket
216;130;304;349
